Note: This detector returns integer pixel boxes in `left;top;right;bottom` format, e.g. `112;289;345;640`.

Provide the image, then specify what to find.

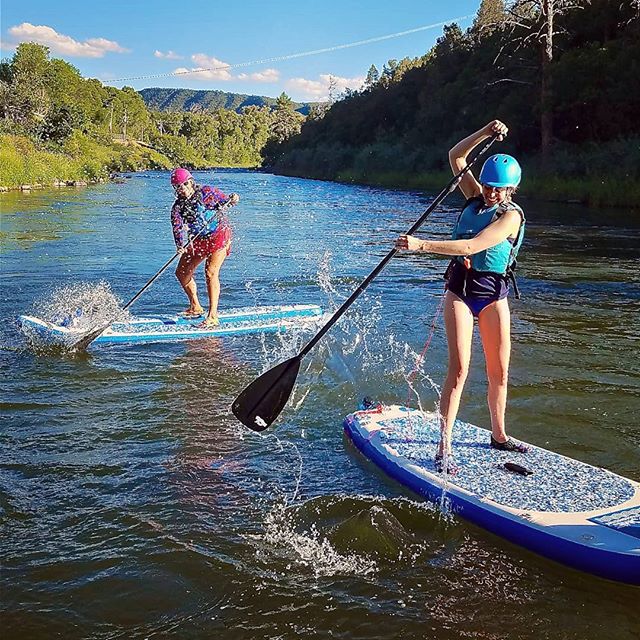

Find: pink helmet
170;167;193;186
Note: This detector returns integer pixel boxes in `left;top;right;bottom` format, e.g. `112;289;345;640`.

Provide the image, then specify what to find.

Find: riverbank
332;169;640;210
5;129;637;211
268;137;640;211
0;133;174;192
0;133;264;192
270;152;640;211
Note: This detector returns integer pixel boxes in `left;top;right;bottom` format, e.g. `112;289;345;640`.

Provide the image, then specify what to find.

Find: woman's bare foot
181;307;204;318
197;316;220;328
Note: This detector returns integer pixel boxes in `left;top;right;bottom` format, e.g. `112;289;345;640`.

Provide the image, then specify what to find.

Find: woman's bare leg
175;252;206;314
438;291;475;456
202;243;230;324
477;298;511;442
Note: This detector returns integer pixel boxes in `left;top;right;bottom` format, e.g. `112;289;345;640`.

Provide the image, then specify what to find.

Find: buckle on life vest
463;256;472;270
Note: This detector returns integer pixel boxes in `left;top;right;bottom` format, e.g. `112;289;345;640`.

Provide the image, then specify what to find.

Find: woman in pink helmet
170;168;240;327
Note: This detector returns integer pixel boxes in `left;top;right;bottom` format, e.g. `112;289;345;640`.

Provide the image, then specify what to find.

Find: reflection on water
1;172;639;639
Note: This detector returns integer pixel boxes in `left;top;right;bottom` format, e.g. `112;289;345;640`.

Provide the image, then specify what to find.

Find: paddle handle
299;135;497;358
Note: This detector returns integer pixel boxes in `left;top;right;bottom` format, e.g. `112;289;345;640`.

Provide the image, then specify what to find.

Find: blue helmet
479;154;522;188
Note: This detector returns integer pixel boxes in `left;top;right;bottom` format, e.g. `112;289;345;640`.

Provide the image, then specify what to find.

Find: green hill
139;87;315;115
0;43;308;189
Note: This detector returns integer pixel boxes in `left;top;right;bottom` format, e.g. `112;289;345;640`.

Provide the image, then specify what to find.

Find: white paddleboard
18;304;322;346
344;403;640;585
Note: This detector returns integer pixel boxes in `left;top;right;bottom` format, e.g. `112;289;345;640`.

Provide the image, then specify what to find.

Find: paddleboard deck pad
19;304;322;346
343;404;640;585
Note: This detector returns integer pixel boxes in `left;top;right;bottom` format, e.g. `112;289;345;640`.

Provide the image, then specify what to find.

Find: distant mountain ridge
138;87;315;115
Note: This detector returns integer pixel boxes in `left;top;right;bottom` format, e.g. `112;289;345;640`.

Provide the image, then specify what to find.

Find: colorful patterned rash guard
171;185;231;249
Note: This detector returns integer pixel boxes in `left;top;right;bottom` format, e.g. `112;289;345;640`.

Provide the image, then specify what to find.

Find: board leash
404;289;446;441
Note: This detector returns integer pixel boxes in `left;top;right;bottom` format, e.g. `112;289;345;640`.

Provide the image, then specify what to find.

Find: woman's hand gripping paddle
70;201;235;351
231;136;499;432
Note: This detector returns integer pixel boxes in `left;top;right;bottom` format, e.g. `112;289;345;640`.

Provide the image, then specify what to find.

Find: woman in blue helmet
395;120;527;472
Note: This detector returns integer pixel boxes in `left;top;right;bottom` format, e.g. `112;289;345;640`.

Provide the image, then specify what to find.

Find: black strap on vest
497;201;524;300
506;261;521;299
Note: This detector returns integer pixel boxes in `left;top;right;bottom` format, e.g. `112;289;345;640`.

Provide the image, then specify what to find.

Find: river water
1;170;639;639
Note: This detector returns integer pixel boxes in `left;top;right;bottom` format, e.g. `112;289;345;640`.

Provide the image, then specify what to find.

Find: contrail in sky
110;15;474;83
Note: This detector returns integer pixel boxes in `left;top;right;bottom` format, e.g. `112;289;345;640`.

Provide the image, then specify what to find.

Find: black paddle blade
231;356;302;431
69;322;111;351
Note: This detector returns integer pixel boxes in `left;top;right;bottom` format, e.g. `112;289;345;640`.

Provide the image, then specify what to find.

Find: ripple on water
2;173;640;640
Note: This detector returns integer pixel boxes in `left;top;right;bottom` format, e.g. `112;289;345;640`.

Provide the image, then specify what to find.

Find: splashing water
25;281;131;349
317;250;338;306
37;281;129;327
257;500;378;578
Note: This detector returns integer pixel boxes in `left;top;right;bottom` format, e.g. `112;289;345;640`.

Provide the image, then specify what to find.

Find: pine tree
270;92;304;143
472;0;507;36
504;0;589;164
364;64;380;88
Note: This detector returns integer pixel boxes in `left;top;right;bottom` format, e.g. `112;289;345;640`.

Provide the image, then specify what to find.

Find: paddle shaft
298;135;498;359
122;230;201;311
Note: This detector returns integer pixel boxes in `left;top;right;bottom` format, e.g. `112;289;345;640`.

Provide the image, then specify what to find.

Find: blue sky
1;0;481;101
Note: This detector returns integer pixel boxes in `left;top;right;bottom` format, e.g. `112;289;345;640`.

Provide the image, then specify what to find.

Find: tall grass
0;133;173;189
0;135;75;186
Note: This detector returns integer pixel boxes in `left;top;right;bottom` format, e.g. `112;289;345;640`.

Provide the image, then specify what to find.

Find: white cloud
174;53;280;83
154;49;183;60
6;23;129;57
174;53;233;81
236;68;280;83
286;73;365;100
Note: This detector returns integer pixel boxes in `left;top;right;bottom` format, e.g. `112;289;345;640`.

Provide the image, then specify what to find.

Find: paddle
70;201;234;351
231;135;499;432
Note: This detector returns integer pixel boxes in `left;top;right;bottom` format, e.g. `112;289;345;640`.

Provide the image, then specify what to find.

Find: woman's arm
449;120;509;200
396;209;521;257
170;202;187;249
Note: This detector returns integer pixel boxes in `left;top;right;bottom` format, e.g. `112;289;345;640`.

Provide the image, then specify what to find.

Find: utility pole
108;100;114;136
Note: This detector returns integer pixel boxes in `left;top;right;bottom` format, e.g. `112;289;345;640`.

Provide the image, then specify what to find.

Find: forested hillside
139;87;313;115
0;45;305;189
2;0;638;206
266;0;640;207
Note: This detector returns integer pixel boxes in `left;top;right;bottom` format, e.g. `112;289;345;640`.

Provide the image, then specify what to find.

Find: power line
110;15;474;84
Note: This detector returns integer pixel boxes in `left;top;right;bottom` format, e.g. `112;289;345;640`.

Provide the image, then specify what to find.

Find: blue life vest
452;197;525;275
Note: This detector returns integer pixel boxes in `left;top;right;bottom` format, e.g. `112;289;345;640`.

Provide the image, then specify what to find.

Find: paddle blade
231;356;302;431
69;322;110;351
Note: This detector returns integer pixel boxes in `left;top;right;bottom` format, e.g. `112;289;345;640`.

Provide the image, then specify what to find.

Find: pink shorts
191;226;232;257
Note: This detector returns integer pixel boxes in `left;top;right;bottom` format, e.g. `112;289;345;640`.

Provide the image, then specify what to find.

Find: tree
380;59;399;87
116;86;152;141
269;92;304;144
504;0;591;163
307;102;331;121
0;59;12;84
472;0;507;37
5;43;52;136
364;64;380;89
327;76;339;104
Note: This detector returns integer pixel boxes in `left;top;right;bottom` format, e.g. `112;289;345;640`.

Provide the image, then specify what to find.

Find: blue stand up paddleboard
344;403;640;585
18;304;322;346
